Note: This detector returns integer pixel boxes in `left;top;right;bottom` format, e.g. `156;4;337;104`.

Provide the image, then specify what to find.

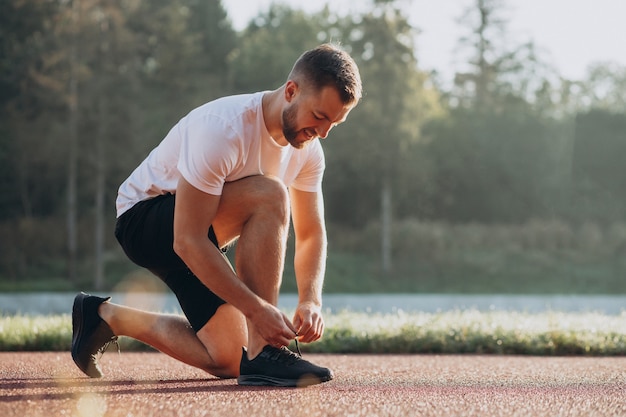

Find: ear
284;80;299;103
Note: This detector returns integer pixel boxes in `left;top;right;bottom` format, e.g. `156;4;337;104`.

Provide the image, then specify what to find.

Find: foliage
453;0;539;108
274;219;626;295
418;104;569;223
229;4;323;92
2;310;625;355
571;110;626;223
1;0;626;288
322;1;440;228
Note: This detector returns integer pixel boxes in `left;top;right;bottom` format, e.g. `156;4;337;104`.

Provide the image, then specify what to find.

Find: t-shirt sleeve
177;115;241;196
291;142;325;192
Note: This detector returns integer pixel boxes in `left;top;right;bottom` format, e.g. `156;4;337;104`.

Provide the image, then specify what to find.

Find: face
282;102;303;148
281;84;354;149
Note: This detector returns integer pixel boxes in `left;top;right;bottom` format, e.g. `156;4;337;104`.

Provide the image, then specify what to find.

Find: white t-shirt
116;92;325;217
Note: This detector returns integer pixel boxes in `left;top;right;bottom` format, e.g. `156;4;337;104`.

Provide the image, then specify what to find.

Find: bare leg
211;176;291;358
98;302;247;377
99;176;289;377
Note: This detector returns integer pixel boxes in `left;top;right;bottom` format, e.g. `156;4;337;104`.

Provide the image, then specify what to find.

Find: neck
262;87;287;145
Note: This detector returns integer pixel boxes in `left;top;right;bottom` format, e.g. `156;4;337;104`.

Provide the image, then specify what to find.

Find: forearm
294;231;327;307
175;237;264;317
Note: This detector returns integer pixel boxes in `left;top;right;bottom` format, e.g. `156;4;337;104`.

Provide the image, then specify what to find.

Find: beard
281;102;306;149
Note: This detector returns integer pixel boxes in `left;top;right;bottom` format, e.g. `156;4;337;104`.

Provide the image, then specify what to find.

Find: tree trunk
381;177;393;277
94;95;106;290
66;0;80;284
94;8;109;290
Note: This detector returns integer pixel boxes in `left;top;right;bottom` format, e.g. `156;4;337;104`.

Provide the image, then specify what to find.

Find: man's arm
289;187;328;343
173;177;296;347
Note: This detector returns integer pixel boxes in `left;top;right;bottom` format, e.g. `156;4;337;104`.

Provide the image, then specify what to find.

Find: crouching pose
70;43;362;387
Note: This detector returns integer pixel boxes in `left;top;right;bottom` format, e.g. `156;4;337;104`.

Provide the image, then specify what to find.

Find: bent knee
196;304;246;378
240;176;290;220
205;349;242;378
253;176;289;207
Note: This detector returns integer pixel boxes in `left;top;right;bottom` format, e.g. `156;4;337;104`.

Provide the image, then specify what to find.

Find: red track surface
1;352;625;416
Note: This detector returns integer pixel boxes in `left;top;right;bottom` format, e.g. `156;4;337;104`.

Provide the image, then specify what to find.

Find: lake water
1;293;625;315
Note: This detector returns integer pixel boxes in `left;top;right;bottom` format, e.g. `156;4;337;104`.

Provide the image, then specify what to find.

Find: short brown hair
289;44;362;105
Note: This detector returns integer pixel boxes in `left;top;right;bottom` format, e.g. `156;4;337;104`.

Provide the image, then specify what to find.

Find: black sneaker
237;345;333;387
71;292;118;378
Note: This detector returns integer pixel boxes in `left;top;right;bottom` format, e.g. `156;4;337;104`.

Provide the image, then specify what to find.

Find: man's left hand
292;301;324;343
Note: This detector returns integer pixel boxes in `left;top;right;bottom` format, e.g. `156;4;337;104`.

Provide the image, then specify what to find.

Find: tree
325;0;444;276
187;0;236;77
571;110;626;223
0;0;67;223
0;0;72;279
451;0;546;110
0;0;239;284
572;63;626;114
229;4;323;93
421;104;565;223
82;0;236;288
419;0;568;224
232;1;442;276
79;0;143;289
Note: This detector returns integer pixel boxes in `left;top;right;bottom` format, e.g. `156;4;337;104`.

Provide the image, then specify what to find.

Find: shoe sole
70;293;86;366
71;293;104;378
237;373;332;387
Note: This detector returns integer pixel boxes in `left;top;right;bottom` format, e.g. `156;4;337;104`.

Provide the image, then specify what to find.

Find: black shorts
114;193;228;332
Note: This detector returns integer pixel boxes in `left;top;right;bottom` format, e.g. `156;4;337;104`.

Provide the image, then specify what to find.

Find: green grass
2;310;625;355
0;314;73;351
308;309;626;355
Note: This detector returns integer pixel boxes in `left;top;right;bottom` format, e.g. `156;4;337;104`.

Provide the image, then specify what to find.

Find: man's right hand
250;302;298;348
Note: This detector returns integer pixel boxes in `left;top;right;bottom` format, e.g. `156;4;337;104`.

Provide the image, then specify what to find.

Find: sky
222;0;626;83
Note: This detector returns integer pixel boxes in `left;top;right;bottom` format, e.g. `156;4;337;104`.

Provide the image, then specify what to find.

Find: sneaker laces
91;336;120;360
265;341;302;366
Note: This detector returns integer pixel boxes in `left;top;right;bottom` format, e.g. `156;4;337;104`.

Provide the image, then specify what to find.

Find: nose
318;121;333;139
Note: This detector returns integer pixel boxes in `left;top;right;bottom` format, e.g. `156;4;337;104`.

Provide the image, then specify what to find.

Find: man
71;43;362;387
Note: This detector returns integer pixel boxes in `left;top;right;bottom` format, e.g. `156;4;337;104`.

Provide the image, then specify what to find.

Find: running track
1;352;625;416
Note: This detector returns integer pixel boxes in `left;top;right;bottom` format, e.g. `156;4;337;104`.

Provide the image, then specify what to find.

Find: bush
322;219;626;294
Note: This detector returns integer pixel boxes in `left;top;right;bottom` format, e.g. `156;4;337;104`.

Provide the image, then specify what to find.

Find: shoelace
91;336;120;360
265;341;303;365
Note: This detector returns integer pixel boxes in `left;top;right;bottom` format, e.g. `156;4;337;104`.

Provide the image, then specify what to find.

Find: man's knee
251;176;289;213
202;348;242;379
196;304;247;378
232;176;289;220
214;176;290;243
